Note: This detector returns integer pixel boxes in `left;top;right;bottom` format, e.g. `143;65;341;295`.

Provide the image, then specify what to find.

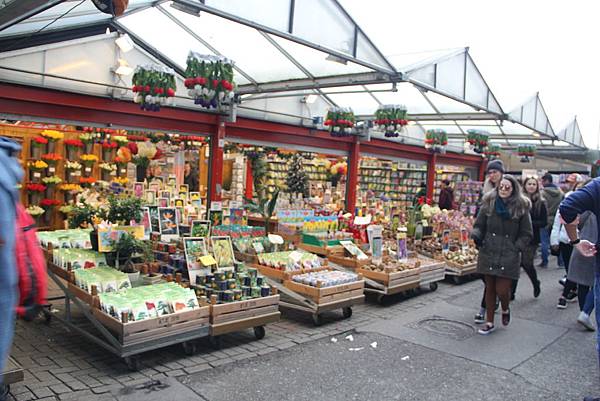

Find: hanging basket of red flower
185;52;235;110
324;107;356;137
483;144;501;160
517;145;536;163
374;104;408;138
425;129;448;153
132;64;176;112
466;129;489;153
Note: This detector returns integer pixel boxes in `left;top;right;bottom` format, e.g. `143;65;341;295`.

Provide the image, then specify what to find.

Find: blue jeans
539;227;549;265
594;272;600;366
0;205;16;384
583;285;594;315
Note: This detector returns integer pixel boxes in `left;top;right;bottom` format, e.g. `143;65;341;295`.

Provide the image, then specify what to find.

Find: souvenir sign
190;192;201;201
210;236;236;271
149;183;160;193
147;206;160;233
97;226;144;252
183;237;210;281
367;225;383;262
145;190;156;205
179;184;189;193
133;182;144;198
178;192;188;202
158;207;179;239
160;191;171;201
460;228;469;251
209;209;223;227
229;208;245;225
174;198;184;208
339;240;368;260
191;220;211;237
167;176;176;187
158;197;169;207
442;229;451;254
141;207;151;239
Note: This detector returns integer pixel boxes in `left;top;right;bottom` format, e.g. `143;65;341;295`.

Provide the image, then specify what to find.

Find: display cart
249;263;364;326
356;265;421;304
326;245;371;270
45;261;210;371
445;261;478;284
417;257;446;291
206;292;280;349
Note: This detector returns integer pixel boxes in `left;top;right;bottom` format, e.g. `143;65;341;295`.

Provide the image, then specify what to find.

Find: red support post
209;122;225;203
479;159;488;181
346;138;360;214
426;152;437;201
245;158;254;200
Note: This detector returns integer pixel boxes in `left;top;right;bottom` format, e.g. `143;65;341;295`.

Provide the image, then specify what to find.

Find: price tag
267;234;284;245
85;167;92;173
354;215;371;226
289;250;303;263
33;172;41;178
110;171;117;176
120;168;126;174
200;255;217;266
210;201;222;211
49;167;56;173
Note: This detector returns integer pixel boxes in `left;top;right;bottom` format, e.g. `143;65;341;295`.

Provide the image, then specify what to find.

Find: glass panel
163;6;306;82
292;0;354;55
326;92;379;115
488;94;503;114
355;31;392;71
464;57;487;108
425;91;473;113
365;84;436;114
270;34;372;77
2;9;109;37
205;0;291;32
435;52;465;99
408;63;435;87
520;98;536;129
534;104;549;134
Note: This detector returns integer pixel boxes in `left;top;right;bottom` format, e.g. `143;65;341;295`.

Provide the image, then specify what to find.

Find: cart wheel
342;307;352;319
43;310;52;325
429;282;438;291
253;326;266;340
377;294;387;305
182;341;198;356
312;314;323;326
209;335;223;350
452;276;462;285
124;356;140;372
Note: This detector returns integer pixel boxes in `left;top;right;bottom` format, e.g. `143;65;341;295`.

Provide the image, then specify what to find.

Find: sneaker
559;277;566;287
534;280;541;298
578;312;596;331
474;313;486;324
557;297;567;309
478;323;496;335
566;291;578;302
502;309;511;326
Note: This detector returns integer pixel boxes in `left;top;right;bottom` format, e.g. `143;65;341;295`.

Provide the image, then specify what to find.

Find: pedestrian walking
474;159;505;324
556;177;600;401
511;176;545;299
471;174;533;334
540;173;564;268
438;179;455;210
0;137;23;386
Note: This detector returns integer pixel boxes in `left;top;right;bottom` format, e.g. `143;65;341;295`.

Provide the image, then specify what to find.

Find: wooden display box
234;251;258;264
249;261;328;281
326;245;371;269
283;279;365;304
208;294;281;336
92;305;210;345
356;266;421;285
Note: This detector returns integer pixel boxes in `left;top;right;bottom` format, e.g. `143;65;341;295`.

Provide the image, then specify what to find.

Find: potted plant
109;233;152;283
68;202;105;251
243;190;279;234
107;195;143;225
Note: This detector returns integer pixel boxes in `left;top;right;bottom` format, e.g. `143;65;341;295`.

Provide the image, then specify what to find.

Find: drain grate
408;316;476;340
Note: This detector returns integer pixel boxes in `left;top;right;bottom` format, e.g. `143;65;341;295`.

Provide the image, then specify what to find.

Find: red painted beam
245;158;254;200
426;153;437;201
209;122;225;203
226;126;352;152
346;139;360;214
436;152;483;168
479;159;488;181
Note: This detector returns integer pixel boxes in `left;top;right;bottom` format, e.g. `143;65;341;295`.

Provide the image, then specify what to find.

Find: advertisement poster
367;225;383;262
97;226;144;252
158;207;179;239
442;229;451;254
183;237;210;282
210;236;236;271
191;220;211;237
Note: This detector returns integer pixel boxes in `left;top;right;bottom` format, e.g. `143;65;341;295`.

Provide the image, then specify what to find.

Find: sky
339;0;600;149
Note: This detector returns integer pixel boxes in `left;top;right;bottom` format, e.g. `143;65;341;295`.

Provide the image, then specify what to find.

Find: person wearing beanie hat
486;159;505;174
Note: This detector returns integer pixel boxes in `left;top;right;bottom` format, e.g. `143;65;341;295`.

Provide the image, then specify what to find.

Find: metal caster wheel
209;336;223;350
312;314;322;326
124;356;140;371
452;276;462;285
377;294;387;305
253;326;266;340
342;307;352;319
429;282;438;291
182;341;198;356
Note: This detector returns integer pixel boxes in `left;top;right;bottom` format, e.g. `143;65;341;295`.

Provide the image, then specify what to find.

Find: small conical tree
285;153;308;197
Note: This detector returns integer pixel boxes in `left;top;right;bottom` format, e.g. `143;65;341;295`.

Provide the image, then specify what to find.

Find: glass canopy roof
0;0;586;151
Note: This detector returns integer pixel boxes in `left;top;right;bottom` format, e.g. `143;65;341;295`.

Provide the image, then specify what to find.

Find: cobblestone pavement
5;260;596;400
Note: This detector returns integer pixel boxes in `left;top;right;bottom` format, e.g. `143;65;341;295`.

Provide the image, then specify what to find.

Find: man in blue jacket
0;137;22;392
559;177;600;401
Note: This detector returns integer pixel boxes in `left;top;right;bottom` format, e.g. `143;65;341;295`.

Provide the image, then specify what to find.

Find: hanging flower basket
483;144;501;160
132;64;176;112
185;52;235;109
324;107;356;137
466;129;489;153
374;104;408;137
517;145;536;163
425;129;448;153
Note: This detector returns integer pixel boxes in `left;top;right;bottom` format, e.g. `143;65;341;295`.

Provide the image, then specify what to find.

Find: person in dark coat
511;176;546;299
438;179;455;210
184;161;199;192
471;174;533;335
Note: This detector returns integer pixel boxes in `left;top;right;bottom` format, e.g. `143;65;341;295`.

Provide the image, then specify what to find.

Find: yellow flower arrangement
40;130;64;141
112;177;129;185
28;160;49;170
58;183;83;192
80;154;99;162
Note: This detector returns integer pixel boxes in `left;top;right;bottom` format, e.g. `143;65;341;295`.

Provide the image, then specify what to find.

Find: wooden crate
446;260;477;272
92;305;210;345
250;262;328;281
327;253;370;270
297;243;330;256
67;282;98;306
356;267;421;285
283;279;365;304
234;251;258;264
48;262;73;283
209;294;280;324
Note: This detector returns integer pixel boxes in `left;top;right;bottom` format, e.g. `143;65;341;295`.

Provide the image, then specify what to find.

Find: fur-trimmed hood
481;190;531;219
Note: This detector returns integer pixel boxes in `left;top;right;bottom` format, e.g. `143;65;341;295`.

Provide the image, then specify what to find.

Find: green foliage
68;201;106;229
244;190;279;233
285;153;308;196
109;233;153;273
107;195;143;224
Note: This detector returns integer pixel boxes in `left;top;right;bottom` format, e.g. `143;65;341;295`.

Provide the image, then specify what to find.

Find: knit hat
486;159;505;174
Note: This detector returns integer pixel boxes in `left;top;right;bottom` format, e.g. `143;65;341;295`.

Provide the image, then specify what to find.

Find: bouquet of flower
112;177;129;185
99;162;117;172
40;199;61;208
79;177;97;187
40;130;64;142
126;134;146;142
64;139;84;149
185;52;235;109
374;104;408;137
79;133;93;144
26;183;47;193
425;129;448;153
59;205;73;215
28;160;48;171
101;141;118;150
80;154;99;167
41;153;62;166
113;135;128;146
26;205;44;216
324;107;356;137
42;176;62;186
65;160;82;170
132;64;177;112
517;145;536;157
59;183;83;192
131;141;157;168
31;136;48;147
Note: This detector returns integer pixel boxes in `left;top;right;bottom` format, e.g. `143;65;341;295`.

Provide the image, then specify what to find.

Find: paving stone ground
5;257;599;400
